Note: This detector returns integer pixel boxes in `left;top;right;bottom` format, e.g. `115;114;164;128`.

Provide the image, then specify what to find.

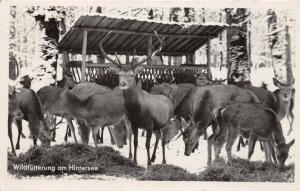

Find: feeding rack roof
58;15;227;56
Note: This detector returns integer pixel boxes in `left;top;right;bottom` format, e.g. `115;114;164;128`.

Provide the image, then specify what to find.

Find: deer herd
8;31;295;170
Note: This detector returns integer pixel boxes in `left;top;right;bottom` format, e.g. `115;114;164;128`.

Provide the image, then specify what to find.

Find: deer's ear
291;78;295;85
288;139;295;148
273;78;282;87
180;117;189;130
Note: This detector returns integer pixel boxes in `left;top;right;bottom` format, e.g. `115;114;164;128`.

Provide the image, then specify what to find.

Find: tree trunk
9;6;18;80
267;9;281;80
226;8;251;84
285;17;293;84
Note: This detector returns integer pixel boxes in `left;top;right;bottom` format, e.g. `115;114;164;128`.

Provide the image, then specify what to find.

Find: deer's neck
122;85;143;120
272;121;286;146
274;90;290;120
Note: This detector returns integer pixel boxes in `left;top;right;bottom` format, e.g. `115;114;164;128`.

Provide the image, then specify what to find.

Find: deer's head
179;116;201;156
99;31;163;90
276;139;295;169
273;78;294;102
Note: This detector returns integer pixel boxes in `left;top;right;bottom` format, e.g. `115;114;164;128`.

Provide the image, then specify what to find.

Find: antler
133;31;163;68
114;52;122;65
99;31;121;68
130;49;137;66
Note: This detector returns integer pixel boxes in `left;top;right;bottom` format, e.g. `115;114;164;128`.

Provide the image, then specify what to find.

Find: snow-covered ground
7;66;296;179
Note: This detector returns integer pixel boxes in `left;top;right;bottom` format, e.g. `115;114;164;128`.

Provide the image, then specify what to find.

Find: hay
139;164;199;181
8;144;144;178
8;146;294;181
198;158;294;182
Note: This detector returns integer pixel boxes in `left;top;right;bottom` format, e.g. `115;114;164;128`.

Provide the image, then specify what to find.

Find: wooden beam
206;38;212;78
73;26;217;39
59;47;191;56
147;36;153;65
66;60;208;70
81;30;88;82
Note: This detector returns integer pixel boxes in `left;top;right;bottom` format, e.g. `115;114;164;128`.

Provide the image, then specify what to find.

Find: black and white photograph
1;0;299;190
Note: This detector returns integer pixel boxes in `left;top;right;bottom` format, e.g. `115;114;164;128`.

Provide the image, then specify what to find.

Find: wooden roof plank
59;15;227;55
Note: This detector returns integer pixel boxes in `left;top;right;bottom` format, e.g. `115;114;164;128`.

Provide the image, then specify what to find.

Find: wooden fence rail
66;61;208;91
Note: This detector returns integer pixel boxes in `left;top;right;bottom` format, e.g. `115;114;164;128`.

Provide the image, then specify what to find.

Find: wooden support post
81;30;88;82
97;54;105;64
185;52;196;65
147;36;153;65
62;51;69;73
206;38;212;78
126;53;130;64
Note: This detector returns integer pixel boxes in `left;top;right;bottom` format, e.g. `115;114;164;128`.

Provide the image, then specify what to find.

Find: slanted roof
58;15;227;56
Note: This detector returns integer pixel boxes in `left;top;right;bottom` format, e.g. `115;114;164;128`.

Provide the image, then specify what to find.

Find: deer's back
223;103;278;138
246;86;277;111
37;86;63;111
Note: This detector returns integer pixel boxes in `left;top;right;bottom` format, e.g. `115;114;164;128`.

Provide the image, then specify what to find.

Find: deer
8;82;24;155
37;85;78;143
231;76;295;134
230;77;295;154
38;82;119;144
208;102;295;169
48;81;133;157
9;87;51;153
99;31;174;166
174;84;260;159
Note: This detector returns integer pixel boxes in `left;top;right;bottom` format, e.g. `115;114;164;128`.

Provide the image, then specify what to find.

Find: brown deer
10;87;51;152
231;76;295;134
209;102;294;169
49;83;132;156
176;84;260;157
99;31;174;166
232;78;295;153
8;83;24;155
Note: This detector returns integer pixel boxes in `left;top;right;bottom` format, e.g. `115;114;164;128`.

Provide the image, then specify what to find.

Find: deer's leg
66;118;78;143
133;127;138;164
15;119;22;150
77;121;90;145
150;130;160;163
21;131;26;138
92;126;100;147
128;132;132;159
287;111;294;135
161;130;167;164
225;128;238;162
100;126;105;144
64;125;69;142
50;116;56;142
237;137;245;152
107;126;115;145
262;142;272;162
145;128;153;167
267;142;277;165
247;134;257;160
8;115;16;155
207;134;214;165
213;134;226;160
123;116;132;159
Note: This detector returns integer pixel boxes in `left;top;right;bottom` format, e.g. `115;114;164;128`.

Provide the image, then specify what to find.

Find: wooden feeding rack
58;14;227;90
